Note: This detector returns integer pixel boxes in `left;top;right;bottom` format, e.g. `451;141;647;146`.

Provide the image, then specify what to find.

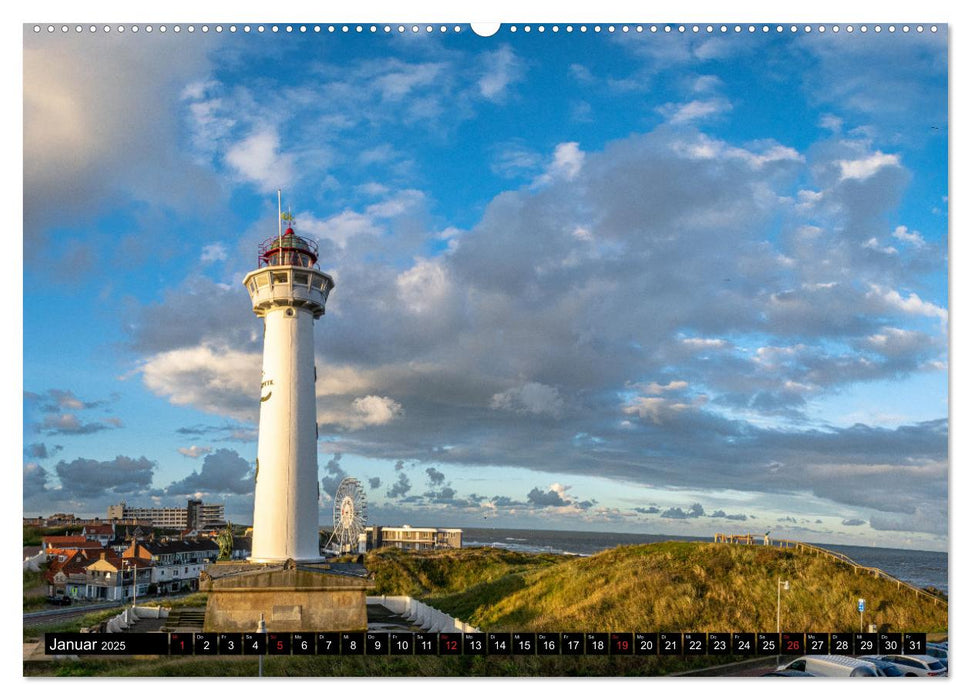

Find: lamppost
123;560;138;608
777;578;789;665
257;613;267;678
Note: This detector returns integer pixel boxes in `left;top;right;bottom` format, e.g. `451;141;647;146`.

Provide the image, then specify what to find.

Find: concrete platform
200;560;373;632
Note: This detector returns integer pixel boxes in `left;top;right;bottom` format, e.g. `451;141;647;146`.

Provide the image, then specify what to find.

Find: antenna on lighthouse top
277;189;283;253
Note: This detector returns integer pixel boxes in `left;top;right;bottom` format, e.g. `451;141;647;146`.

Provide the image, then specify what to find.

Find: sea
461;528;949;595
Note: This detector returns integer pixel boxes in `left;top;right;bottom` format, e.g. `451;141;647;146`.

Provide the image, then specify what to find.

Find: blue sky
22;21;949;550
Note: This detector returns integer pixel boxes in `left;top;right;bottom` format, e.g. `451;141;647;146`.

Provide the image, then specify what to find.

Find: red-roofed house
45;549;96;600
84;551;153;601
42;536;104;560
82;523;115;546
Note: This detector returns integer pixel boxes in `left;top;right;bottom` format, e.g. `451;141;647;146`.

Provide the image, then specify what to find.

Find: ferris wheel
325;477;368;554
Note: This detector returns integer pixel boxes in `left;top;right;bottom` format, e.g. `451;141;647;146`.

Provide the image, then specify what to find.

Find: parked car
859;656;905;676
777;655;878;677
924;643;948;668
763;670;815;676
46;594;71;606
877;654;947;677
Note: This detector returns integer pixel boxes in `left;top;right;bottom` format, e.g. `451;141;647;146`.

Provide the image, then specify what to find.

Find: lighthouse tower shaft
243;230;334;563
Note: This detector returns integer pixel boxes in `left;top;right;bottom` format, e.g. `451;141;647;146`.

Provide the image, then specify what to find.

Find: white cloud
201;243;228;263
225;126;294;193
837;151;901;181
892;225;926;247
351;396;404;427
478;45;523;101
866;284;948;322
140;345;261;421
660;98;731;124
862;238;898;255
534;142;585;186
178;445;212;459
681;337;728;350
396;259;451;315
300;210;379;249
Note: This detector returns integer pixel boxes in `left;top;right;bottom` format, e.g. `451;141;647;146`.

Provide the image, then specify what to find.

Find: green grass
366;546;562;598
370;542;948;634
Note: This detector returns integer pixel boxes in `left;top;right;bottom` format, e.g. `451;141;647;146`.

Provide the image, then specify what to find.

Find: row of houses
45;537;223;601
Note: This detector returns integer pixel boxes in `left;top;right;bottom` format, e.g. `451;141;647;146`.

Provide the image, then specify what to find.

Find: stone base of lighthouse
200;561;372;632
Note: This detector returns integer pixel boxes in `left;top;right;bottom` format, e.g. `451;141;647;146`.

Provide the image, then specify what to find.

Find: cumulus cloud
661;503;706;519
841;518;867;527
710;509;748;521
225;126;295;193
25;443;59;460
320;395;404;431
54;456;156;499
425;467;446;485
24;462;49;499
386;472;412;499
140;345;261;422
166;448;253;496
368;477;382;489
837;152;901;181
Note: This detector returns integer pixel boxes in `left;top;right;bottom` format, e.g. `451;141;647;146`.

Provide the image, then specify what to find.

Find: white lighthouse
244;195;334;563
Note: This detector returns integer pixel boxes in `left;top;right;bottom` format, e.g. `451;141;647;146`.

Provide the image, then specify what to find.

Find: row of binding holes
33;24;940;34
33;25;464;33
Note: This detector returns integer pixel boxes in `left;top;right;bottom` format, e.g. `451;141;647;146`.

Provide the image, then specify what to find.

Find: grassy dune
370;542;947;633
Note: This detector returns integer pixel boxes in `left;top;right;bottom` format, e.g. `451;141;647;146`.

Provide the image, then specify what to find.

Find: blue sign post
858;598;865;632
